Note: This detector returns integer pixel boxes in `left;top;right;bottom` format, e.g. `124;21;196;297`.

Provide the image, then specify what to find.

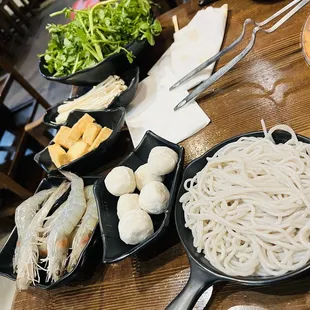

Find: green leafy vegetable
40;0;162;77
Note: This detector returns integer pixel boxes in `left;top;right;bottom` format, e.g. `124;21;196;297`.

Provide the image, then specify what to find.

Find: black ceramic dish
39;38;147;86
34;108;125;175
0;176;102;290
94;131;185;263
43;66;139;129
167;130;310;310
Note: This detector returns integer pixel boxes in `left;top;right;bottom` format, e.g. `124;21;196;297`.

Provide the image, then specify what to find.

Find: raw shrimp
13;188;56;272
40;225;78;259
84;185;94;201
45;171;86;282
39;201;68;258
44;201;68;231
67;185;98;272
15;188;56;238
16;182;69;290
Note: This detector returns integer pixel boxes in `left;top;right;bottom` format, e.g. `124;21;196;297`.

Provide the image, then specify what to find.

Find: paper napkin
126;4;228;147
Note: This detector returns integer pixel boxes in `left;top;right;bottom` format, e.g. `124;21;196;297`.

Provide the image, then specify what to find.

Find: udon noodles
181;125;310;277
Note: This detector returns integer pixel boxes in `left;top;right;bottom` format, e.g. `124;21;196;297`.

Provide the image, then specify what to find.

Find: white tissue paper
126;4;228;147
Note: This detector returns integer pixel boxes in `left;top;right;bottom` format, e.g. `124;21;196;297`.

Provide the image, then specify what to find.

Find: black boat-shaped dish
39;38;146;86
93;131;185;263
34;108;125;175
0;176;102;289
43;66;139;129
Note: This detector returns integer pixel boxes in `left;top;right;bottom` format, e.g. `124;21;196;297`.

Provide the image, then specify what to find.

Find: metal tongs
172;0;309;111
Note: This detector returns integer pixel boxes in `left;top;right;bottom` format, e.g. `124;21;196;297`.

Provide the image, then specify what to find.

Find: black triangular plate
94;130;185;263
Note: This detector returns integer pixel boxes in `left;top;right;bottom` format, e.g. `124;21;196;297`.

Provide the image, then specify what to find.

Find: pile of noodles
181;124;310;276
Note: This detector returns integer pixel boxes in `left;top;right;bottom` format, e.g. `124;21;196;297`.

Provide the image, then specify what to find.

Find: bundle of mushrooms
55;75;127;124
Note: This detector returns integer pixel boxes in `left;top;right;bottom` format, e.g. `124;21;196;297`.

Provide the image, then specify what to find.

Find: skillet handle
166;258;216;310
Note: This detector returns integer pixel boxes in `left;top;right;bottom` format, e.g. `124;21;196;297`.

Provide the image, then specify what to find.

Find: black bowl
0;176;102;289
93;130;185;263
34;108;125;175
39;39;147;86
43;66;139;129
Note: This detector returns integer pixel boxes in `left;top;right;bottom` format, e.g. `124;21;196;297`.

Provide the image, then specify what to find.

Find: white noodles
181;125;310;277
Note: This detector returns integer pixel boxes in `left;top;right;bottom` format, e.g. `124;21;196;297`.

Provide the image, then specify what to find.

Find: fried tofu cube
88;127;113;152
68;125;83;142
53;126;77;149
68;113;95;141
82;123;102;145
48;144;69;168
67;140;89;162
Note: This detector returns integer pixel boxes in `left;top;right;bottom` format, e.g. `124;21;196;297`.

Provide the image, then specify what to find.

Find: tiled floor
0;276;16;310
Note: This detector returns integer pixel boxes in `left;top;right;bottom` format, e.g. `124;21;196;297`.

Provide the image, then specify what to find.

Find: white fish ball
148;146;178;175
117;194;140;219
118;209;154;245
139;181;170;214
105;166;136;196
135;164;164;191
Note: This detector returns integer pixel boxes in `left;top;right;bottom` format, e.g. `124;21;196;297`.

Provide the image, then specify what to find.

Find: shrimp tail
13;239;20;273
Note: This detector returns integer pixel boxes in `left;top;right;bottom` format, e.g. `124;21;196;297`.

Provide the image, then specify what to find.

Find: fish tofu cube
68;113;95;141
82;123;102;145
67;140;89;161
53;126;76;149
89;127;113;151
48;144;69;168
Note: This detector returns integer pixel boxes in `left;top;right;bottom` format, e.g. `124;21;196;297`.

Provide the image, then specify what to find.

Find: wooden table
12;0;310;309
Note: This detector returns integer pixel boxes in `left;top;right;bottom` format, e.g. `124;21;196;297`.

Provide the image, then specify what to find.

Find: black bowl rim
42;66;139;128
0;175;101;289
175;130;310;285
95;130;185;263
34;107;126;173
39;38;146;81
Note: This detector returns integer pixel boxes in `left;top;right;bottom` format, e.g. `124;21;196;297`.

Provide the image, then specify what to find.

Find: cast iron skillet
167;130;310;310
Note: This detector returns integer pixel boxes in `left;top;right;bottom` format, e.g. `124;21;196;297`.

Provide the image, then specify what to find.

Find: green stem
77;14;88;34
50;7;68;17
75;10;89;15
83;44;101;62
96;26;118;33
92;39;125;44
72;53;79;74
96;29;106;41
95;29;126;45
89;0;118;36
94;43;103;61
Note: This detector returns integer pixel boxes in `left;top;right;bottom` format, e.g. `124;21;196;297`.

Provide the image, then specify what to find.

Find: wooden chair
2;0;31;29
0;172;31;199
19;0;38;17
0;0;41;59
0;56;50;199
0;6;25;37
24;116;51;148
0;56;50;110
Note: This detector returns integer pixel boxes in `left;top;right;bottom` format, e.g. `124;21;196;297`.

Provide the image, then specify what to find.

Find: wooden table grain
12;0;310;309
